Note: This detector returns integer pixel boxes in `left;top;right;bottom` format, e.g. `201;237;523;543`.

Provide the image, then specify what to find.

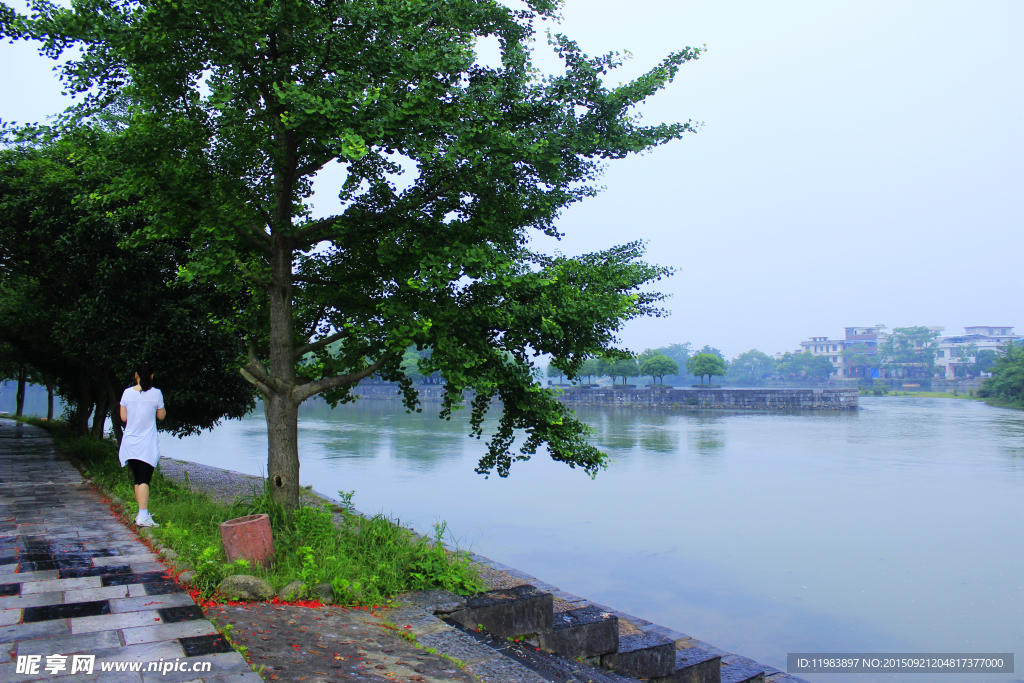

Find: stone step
537;604;619;660
447;584;553;638
654;648;722;683
720;654;767;683
601;632;677;679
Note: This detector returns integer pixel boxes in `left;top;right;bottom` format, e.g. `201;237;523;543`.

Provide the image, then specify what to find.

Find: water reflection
158;397;1024;683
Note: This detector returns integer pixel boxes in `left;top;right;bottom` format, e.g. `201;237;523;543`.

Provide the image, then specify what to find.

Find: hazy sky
3;1;1021;358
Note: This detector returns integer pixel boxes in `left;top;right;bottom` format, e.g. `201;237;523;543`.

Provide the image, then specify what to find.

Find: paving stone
63;584;132;603
23;599;110;622
1;569;60;584
15;628;122;656
0;607;21;625
22;576;103;594
158;605;205;623
94;555;156;567
102;571;169;587
110;593;195;614
121;620;219;646
129;562;165;573
58;566;133;580
0;618;70;642
72;609;163;634
0;591;63;609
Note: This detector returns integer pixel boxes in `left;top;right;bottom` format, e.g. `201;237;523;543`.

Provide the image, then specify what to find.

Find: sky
2;0;1021;358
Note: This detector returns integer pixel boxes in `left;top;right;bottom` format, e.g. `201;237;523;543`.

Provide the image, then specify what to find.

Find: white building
798;335;846;376
936;327;1019;379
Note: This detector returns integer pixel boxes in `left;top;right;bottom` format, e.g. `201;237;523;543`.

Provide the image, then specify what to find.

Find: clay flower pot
220;513;275;568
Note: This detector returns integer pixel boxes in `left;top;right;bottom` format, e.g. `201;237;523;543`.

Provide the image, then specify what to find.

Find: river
5;386;1022;682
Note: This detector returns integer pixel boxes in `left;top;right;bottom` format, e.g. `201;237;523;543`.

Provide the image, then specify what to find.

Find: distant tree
686;353;727;385
546;363;565;385
973;349;998;375
639;354;679;384
697;345;724;359
878;327;940;379
804;354;836;379
978;341;1024;403
647;342;692;381
577;358;603;385
776;351;834;380
727;350;775;384
601;357;640;385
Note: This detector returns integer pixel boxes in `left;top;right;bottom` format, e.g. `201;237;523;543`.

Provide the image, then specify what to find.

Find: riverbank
349;384;859;410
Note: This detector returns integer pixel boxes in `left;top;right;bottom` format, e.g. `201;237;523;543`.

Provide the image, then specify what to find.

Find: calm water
7;385;1024;682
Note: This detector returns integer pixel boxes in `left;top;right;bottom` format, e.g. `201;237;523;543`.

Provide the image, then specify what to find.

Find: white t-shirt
118;386;165;468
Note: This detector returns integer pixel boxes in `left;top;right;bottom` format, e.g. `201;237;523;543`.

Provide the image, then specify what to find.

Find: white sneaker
135;513;160;528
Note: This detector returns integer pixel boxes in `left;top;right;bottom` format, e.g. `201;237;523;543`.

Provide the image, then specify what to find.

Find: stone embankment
349;384;859;410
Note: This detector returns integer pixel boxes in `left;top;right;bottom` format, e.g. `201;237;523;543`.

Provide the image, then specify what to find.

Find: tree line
544;344;834;387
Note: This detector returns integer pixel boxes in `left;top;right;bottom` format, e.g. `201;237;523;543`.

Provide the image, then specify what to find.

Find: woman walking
118;361;166;527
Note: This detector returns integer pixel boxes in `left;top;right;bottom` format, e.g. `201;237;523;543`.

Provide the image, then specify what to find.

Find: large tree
14;0;701;508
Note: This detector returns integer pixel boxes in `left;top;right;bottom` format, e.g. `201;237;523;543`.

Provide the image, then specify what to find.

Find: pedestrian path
0;417;261;682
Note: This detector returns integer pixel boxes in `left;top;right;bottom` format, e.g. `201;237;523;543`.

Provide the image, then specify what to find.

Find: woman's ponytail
136;361;154;392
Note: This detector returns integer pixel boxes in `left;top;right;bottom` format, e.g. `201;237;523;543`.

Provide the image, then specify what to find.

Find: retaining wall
347;383;859;410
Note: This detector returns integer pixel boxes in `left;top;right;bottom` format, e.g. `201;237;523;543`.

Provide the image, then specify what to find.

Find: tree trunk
77;370;92;436
266;233;300;510
14;365;26;417
106;380;123;446
46;382;54;421
90;395;108;439
264;388;300;511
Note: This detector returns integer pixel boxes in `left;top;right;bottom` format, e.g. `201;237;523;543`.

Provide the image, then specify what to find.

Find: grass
13;416;485;605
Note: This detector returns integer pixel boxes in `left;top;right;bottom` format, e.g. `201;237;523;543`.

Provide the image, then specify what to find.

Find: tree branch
233;222;275;256
291;354;390;404
294;329;347;359
292;215;342;248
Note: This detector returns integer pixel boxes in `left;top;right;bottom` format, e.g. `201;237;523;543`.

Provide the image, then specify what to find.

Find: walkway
0;418;261;682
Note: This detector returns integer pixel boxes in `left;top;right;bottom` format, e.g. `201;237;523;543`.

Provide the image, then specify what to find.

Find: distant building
798;335;846;377
936;327;1019;379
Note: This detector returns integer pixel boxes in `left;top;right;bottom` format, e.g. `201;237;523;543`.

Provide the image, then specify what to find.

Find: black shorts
127;459;154;486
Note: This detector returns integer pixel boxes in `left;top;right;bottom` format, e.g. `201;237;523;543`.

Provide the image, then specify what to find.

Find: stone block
122;620;218;646
71;609;162;634
601;632;676;679
720;655;770;683
537;605;618;660
109;592;195;613
15;628;121;656
653;648;722;683
392;589;466;614
448;584;553;638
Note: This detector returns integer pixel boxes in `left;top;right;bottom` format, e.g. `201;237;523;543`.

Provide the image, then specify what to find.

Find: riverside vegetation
18;416;485;605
